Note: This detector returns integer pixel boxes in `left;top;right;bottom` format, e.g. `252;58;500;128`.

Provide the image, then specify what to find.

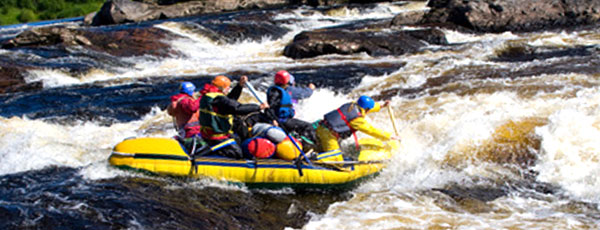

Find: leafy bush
18;9;37;23
0;0;104;25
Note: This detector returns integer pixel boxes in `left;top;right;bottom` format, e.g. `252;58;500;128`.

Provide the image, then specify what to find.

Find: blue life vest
267;86;295;122
323;102;362;138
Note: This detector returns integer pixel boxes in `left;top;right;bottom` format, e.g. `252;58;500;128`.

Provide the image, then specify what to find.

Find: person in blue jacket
266;70;317;149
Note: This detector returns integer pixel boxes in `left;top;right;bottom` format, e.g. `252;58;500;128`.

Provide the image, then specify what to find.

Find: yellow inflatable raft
109;137;399;190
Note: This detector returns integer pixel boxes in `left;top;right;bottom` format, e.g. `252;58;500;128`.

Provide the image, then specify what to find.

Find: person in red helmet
266;70;317;150
198;75;269;159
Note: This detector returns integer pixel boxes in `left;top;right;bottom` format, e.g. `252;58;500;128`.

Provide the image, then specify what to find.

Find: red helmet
274;70;291;85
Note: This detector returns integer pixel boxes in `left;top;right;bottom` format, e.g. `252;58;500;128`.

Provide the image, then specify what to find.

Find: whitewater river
1;2;600;229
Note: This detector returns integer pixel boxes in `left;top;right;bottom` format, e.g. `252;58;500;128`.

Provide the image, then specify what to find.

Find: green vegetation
0;0;105;25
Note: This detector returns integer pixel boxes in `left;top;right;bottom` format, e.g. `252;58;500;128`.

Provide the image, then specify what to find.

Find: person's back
198;75;268;159
316;95;397;161
167;82;201;138
266;70;317;150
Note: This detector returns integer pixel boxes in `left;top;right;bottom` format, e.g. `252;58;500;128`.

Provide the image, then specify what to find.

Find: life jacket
199;92;233;140
267;85;295;122
322;102;363;139
168;93;200;138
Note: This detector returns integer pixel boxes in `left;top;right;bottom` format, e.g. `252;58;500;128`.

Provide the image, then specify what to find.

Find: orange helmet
212;75;231;89
274;70;291;85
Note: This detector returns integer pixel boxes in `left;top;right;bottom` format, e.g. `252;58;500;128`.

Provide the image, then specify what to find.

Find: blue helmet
180;81;196;96
357;95;375;110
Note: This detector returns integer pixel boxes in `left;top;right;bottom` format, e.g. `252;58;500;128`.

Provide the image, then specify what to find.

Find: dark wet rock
390;9;427;26
283;27;447;59
0;65;42;94
88;0;412;26
422;0;600;32
0;26;180;94
89;0;288;26
80;27;178;57
184;10;291;44
2;26;176;57
492;45;595;62
2;27;92;49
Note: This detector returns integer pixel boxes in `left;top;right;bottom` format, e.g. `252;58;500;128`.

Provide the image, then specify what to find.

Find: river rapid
1;1;600;229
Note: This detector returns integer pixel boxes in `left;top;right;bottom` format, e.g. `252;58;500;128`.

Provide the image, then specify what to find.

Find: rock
390;9;427;26
0;25;180;94
2;26;176;57
283;27;447;59
423;0;600;32
89;0;290;26
0;65;42;94
91;0;163;26
2;27;89;48
88;0;413;26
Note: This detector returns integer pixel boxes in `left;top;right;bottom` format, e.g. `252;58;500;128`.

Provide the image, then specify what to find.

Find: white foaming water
25;69;82;87
4;2;600;229
528;30;600;47
302;69;600;229
274;2;413;24
0;107;169;176
293;89;351;122
535;88;600;202
15;2;425;88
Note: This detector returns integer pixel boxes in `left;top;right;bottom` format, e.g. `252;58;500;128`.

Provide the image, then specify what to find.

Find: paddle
387;103;399;136
245;82;313;176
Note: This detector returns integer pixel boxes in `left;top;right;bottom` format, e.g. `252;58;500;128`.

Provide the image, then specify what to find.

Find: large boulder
422;0;600;32
87;0;411;26
2;26;175;57
283;27;447;59
0;26;179;93
88;0;291;26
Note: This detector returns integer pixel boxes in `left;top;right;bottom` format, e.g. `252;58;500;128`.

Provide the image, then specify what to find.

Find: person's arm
213;96;261;115
227;76;248;100
227;84;243;100
349;116;391;141
287;86;313;100
266;88;282;116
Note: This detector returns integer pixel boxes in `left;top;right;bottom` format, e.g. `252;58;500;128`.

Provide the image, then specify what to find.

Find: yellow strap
211;138;236;151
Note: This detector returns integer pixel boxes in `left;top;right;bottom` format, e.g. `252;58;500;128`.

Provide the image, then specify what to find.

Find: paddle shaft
244;82;312;165
387;105;399;136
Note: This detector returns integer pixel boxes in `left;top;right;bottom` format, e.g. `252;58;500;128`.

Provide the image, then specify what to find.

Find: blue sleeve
286;86;313;100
